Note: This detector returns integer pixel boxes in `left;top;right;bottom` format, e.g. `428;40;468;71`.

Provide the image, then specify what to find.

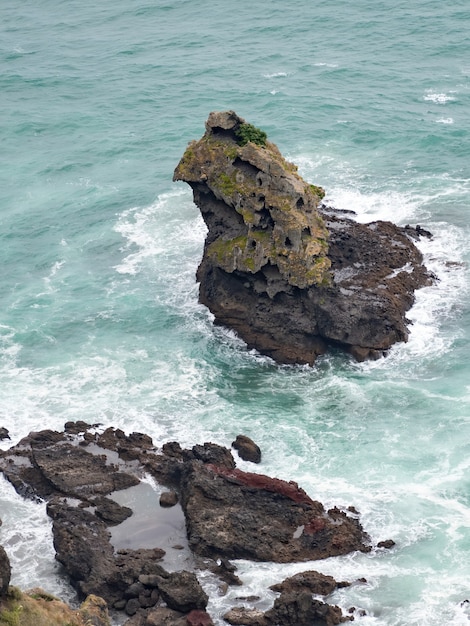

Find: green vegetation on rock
174;110;332;288
308;184;326;200
0;587;110;626
235;123;268;147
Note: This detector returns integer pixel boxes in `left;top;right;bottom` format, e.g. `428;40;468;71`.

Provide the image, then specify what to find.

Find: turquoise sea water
1;1;470;623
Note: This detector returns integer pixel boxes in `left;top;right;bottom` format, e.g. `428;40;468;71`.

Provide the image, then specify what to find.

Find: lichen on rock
174;110;330;290
174;111;434;365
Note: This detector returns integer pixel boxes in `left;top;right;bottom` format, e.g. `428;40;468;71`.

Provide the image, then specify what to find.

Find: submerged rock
174;111;434;364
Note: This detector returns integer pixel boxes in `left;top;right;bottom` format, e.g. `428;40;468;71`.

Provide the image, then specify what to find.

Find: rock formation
224;570;356;626
0;423;376;624
0;587;111;626
174;111;434;364
0;544;11;598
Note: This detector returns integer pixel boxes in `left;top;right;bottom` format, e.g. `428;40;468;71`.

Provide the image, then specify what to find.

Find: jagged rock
0;424;375;624
180;462;370;562
184;442;236;469
0;427;10;441
232;435;261;463
265;591;349;626
144;607;186;626
224;607;268;626
0;545;11;596
207;558;243;587
92;495;133;525
174;111;434;365
269;570;348;596
155;571;208;613
186;609;215;626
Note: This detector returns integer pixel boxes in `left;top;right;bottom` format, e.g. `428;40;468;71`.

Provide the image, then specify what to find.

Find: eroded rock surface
0;544;11;597
174;111;434;364
225;569;354;626
180;463;369;562
0;423;371;624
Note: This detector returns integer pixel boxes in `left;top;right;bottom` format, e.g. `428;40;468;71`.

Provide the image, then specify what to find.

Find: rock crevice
174;111;434;364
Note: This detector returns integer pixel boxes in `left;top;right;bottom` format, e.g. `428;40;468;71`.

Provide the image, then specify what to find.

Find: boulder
160;491;179;507
155;571;208;613
174;111;434;365
265;591;348;626
179;462;369;562
224;570;351;626
0;428;10;441
232;435;261;464
269;570;348;596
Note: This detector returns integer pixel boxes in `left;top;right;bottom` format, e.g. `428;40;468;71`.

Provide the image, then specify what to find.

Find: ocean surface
1;0;469;623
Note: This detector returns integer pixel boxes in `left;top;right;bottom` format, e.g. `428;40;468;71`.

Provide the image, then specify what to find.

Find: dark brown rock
145;607;187;626
0;426;370;625
0;545;11;596
0;427;10;441
223;607;268;626
160;490;179;507
174;111;434;365
184;442;236;469
269;570;346;596
186;609;215;626
180;462;369;562
265;591;348;626
64;420;99;435
377;539;396;549
47;499;166;606
156;571;208;613
232;435;261;464
207;558;243;586
93;496;133;525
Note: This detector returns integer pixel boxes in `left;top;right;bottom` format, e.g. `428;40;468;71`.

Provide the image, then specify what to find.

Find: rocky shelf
174;111;434;365
0;422;395;625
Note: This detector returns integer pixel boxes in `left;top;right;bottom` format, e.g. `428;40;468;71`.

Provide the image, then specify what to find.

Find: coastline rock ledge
174;111;434;364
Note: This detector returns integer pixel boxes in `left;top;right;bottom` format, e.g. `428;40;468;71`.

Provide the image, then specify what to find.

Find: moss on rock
0;587;111;626
174;111;331;288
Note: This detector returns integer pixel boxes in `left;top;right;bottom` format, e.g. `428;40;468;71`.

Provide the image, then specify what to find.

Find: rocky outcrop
0;424;373;624
0;587;111;626
224;570;354;626
179;463;369;562
174;111;434;364
0;545;11;597
0;428;9;441
231;434;261;464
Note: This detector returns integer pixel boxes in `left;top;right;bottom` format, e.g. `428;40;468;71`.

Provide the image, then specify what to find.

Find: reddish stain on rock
206;464;316;506
304;517;327;535
186;609;214;626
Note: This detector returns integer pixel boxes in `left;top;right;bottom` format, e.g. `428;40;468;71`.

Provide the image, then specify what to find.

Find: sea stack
174;111;433;364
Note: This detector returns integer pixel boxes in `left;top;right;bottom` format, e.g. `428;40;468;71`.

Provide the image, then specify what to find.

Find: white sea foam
262;71;288;78
435;117;454;124
423;91;456;103
0;477;77;604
